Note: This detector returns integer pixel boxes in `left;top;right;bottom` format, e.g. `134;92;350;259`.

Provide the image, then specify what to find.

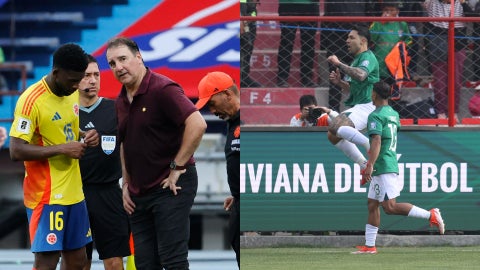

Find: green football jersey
366;105;400;176
344;50;380;107
370;21;412;79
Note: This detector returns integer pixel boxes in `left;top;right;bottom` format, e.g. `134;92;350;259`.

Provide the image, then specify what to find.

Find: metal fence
240;1;480;126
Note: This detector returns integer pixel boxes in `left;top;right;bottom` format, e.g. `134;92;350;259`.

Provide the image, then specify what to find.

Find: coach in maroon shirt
106;37;206;270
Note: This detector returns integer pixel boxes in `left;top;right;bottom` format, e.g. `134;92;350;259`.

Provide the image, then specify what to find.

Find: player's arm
364;134;381;180
120;143;135;215
9;137;87;161
327;55;368;82
171;111;207;167
337;62;368;82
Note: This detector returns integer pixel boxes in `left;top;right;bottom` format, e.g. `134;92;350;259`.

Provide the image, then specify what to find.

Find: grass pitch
241;246;480;270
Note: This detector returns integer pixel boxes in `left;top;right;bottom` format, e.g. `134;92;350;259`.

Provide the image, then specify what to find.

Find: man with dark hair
195;71;240;268
326;25;379;181
290;94;331;127
106;36;207;270
353;81;445;254
322;1;375;111
9;43;98;270
78;54;131;270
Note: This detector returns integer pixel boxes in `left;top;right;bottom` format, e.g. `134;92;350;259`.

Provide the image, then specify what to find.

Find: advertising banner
93;0;239;99
241;129;480;232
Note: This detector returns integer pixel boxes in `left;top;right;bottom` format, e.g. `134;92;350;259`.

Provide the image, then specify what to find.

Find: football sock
407;205;431;219
334;139;368;168
365;224;378;247
337;126;370;151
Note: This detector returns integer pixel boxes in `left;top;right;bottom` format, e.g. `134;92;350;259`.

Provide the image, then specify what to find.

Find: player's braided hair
53;43;88;72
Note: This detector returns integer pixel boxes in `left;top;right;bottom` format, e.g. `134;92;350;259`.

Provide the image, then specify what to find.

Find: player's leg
87;184;130;270
103;257;125;270
60;247;88;270
328;113;368;169
34;251;61;270
353;176;382;254
61;201;92;270
82;242;93;270
27;205;67;269
378;173;445;233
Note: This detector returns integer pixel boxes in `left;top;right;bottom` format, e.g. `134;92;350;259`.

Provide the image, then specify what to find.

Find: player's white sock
337;126;370;151
407;205;431;219
365;224;378;247
334;139;368;168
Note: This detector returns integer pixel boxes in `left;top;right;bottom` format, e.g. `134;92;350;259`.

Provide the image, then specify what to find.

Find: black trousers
130;166;198;270
229;198;240;267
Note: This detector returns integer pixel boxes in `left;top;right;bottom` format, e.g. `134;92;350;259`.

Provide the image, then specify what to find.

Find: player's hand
363;162;374;183
327;55;340;66
161;169;186;195
329;68;342;85
62;141;87;159
122;183;136;215
224;196;234;211
83;129;99;148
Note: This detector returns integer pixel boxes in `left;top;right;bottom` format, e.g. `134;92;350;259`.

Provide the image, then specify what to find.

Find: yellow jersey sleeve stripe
22;85;45;116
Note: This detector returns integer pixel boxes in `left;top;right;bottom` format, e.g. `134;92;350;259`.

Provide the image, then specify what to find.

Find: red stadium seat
461;118;480;125
417;118;448;125
399;118;414;125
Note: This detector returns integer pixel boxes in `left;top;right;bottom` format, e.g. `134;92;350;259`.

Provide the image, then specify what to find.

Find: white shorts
344;102;375;131
367;173;401;202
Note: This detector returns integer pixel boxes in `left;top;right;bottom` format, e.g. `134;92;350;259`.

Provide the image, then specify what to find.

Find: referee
79;54;131;270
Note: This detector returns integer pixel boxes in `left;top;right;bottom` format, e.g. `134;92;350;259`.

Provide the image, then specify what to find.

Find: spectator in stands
195;71;240;268
423;0;473;122
464;0;480;88
469;86;480;117
106;37;206;270
290;94;331;126
370;1;412;100
326;25;379;177
277;0;319;87
0;126;6;148
322;0;375;111
397;0;425;78
0;46;9;104
9;43;98;270
240;0;261;87
78;54;131;270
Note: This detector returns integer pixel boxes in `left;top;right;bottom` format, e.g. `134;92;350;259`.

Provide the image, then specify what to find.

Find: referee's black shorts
84;182;131;260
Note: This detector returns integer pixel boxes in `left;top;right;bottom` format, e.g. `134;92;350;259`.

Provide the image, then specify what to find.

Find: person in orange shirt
290;94;337;127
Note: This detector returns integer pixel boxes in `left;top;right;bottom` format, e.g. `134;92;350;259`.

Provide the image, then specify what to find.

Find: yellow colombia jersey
10;77;84;209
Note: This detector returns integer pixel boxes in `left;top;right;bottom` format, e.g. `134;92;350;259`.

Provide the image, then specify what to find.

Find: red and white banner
93;0;239;99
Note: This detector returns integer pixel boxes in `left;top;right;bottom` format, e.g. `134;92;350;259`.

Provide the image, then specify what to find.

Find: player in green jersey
352;81;445;254
326;25;379;180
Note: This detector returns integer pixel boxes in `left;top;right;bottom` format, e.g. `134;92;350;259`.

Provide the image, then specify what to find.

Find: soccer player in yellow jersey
9;43;99;270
